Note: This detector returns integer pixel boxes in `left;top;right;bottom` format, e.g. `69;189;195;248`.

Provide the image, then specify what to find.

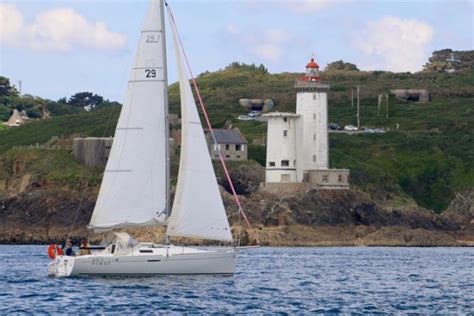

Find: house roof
206;128;248;144
6;109;28;126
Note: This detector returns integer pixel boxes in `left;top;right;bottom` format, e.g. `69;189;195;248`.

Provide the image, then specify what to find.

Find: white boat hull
48;245;237;277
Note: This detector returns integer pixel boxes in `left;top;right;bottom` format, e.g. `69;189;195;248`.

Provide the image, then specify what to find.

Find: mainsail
166;18;233;242
89;0;169;232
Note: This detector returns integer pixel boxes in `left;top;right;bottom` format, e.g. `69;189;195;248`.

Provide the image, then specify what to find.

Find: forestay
89;0;168;232
166;19;233;242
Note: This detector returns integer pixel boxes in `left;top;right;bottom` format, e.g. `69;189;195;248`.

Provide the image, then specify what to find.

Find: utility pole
356;85;360;129
351;88;354;108
377;95;381;117
18;80;22;96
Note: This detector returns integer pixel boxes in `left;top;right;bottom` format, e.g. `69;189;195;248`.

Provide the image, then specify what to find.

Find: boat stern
48;256;76;277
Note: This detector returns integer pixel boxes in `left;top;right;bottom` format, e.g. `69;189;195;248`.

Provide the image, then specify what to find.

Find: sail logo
146;34;160;43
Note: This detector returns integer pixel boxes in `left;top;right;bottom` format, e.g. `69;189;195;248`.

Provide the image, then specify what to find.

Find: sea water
0;246;472;313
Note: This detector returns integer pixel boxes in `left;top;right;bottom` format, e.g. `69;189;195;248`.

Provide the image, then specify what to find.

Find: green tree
68;92;104;109
325;60;359;71
225;62;268;74
0;104;12;121
0;76;18;97
423;49;474;72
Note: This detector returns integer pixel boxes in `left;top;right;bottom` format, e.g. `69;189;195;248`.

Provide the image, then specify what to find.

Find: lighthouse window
283;118;288;123
313;114;316;120
281;160;289;167
313;93;317;100
283;130;288;137
312;155;316;162
313;134;316;141
269;162;275;167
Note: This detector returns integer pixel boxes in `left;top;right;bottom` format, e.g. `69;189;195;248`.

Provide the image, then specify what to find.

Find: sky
0;0;472;102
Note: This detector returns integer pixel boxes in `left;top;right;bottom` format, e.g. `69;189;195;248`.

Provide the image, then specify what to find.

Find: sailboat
48;0;241;277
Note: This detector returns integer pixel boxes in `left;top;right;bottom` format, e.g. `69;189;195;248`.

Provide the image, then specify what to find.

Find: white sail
89;0;169;232
166;20;233;242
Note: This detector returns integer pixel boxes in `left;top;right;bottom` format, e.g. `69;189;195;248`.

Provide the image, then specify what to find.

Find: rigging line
166;3;260;245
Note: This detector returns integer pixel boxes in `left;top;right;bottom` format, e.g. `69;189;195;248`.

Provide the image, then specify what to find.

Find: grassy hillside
0;66;473;212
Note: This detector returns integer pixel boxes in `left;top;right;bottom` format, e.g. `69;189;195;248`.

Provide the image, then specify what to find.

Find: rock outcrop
0;159;472;246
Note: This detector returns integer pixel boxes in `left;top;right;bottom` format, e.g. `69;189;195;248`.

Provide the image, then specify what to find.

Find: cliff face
0;167;472;246
441;189;474;245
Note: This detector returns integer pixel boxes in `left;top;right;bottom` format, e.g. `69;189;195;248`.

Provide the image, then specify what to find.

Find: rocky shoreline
0;162;472;247
1;186;472;247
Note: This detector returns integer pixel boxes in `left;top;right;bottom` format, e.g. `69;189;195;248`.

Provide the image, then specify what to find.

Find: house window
235;144;241;151
225;144;230;150
312;155;316;162
281;174;290;182
338;175;343;182
283;130;288;137
283;118;288;123
240;144;245;151
281;160;289;167
213;144;218;151
322;175;329;183
237;155;241;159
226;155;230;158
269;162;275;167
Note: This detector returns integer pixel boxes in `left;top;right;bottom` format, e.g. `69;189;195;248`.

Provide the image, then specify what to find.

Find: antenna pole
356;86;360;129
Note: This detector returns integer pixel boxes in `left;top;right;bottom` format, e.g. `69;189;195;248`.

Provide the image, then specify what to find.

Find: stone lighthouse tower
295;58;330;181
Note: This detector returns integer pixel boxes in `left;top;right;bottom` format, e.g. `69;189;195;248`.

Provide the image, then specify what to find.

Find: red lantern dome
298;57;321;81
306;58;319;69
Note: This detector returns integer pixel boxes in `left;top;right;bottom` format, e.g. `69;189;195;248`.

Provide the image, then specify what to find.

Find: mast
161;0;171;244
162;0;170;220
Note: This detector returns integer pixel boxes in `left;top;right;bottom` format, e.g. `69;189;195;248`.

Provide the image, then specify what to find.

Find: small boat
48;0;244;277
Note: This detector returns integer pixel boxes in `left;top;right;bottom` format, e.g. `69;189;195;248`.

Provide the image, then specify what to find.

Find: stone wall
307;169;350;189
73;137;113;167
73;137;176;166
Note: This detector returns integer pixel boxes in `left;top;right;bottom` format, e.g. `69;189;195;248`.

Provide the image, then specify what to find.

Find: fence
12;144;72;150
